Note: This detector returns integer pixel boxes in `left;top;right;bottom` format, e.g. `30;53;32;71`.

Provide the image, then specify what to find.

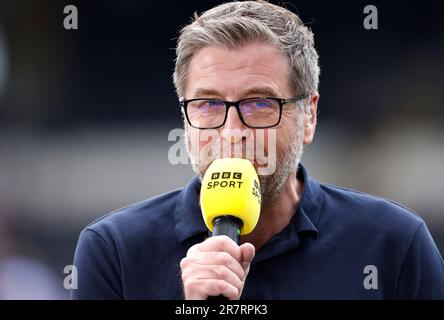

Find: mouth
205;156;269;172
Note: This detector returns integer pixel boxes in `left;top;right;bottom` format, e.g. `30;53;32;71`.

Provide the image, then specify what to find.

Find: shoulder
82;186;183;244
317;181;424;240
316;181;444;298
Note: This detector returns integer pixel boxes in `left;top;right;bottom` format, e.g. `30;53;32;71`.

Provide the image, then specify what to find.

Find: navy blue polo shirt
72;164;444;299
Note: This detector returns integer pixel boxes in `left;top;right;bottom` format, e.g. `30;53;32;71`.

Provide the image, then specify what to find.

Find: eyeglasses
180;95;308;129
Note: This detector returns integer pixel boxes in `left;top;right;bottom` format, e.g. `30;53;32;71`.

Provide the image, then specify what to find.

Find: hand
180;235;255;300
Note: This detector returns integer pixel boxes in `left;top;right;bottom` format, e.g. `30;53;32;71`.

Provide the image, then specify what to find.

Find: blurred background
0;0;443;299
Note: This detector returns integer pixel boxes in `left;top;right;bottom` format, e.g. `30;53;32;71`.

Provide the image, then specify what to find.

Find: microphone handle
212;215;243;244
208;215;243;300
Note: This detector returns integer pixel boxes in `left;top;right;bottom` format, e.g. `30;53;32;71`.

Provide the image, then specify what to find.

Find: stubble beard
185;115;305;208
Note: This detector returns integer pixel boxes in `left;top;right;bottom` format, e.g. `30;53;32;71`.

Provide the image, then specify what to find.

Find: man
72;1;444;299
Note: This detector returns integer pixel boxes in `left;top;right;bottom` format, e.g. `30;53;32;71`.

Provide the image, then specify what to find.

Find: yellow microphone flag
200;158;261;236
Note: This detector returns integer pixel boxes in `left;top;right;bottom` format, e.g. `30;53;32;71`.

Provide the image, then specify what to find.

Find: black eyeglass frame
180;94;308;129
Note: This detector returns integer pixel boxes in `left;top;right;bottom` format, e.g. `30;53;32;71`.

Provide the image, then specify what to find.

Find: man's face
183;41;315;205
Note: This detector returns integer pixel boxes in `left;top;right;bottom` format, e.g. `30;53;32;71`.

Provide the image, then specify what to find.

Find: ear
303;93;319;145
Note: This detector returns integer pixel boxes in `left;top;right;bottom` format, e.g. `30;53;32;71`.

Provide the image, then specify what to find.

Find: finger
191;235;242;261
239;242;255;273
185;251;245;280
181;264;243;290
184;279;239;300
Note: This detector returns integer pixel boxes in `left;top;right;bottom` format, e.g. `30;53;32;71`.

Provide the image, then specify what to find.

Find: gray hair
173;0;320;99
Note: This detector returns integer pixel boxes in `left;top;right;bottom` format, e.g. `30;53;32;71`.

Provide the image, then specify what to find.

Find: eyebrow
192;86;281;99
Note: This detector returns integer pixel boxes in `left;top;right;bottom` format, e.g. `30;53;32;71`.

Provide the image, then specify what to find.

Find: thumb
239;242;255;274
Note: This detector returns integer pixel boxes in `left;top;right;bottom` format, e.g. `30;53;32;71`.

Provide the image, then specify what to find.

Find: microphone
200;158;261;244
200;158;261;300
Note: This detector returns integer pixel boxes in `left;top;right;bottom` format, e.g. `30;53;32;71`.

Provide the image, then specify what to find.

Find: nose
224;105;244;129
221;106;249;144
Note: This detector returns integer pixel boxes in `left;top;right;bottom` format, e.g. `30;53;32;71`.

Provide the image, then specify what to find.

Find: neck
240;170;304;251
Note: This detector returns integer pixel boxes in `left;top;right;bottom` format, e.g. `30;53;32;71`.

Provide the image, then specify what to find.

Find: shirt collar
174;163;324;245
292;163;323;237
174;175;208;244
